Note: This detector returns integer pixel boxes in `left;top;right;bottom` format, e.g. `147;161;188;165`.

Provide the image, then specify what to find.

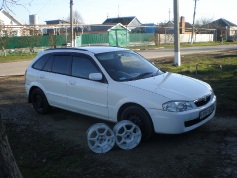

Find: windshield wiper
122;72;157;82
133;72;153;80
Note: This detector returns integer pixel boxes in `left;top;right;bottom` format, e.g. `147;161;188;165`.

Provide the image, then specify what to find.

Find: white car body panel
123;72;211;101
66;75;109;119
38;71;68;108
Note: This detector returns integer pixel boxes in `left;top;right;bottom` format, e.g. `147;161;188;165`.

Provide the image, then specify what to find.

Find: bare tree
1;0;33;13
1;0;20;9
0;20;7;56
195;17;214;28
194;17;215;35
0;114;23;178
67;10;84;24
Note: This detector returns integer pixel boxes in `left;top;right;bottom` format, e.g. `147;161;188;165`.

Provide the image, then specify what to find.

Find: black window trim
32;51;108;83
32;53;51;70
41;52;72;75
70;53;108;83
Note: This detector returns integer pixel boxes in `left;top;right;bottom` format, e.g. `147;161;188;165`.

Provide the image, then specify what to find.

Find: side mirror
89;73;103;81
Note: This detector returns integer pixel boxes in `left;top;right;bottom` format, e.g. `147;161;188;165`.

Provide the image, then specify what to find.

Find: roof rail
45;47;88;51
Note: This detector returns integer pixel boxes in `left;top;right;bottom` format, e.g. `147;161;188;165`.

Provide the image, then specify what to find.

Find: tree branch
1;0;34;15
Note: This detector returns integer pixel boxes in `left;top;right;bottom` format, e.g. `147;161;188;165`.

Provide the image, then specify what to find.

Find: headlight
163;101;193;112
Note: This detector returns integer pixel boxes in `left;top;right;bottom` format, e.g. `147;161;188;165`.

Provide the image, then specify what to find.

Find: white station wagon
25;46;216;140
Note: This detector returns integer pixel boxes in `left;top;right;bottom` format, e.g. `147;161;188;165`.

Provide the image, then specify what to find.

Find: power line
36;0;53;14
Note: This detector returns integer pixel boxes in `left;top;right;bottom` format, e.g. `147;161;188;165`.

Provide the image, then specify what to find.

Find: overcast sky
7;0;237;25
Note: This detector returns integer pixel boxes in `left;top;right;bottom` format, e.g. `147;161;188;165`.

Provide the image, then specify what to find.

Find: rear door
67;54;109;119
38;53;71;108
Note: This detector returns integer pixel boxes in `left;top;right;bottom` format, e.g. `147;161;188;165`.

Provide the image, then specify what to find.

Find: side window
42;56;53;72
32;54;50;70
71;56;100;79
51;55;71;75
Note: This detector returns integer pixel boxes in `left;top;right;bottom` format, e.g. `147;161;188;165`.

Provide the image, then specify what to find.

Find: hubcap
35;95;43;109
128;114;145;132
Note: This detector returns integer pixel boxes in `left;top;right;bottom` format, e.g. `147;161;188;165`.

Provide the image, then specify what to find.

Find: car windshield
95;50;163;81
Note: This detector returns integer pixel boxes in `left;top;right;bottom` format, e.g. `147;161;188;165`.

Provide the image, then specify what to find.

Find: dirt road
0;76;236;177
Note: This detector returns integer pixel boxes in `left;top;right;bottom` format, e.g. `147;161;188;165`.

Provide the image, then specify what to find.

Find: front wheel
120;105;154;141
31;88;51;114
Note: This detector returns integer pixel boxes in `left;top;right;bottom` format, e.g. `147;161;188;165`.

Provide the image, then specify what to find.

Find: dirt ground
0;75;237;178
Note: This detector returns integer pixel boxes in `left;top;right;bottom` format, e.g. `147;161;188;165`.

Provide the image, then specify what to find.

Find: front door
67;54;109;119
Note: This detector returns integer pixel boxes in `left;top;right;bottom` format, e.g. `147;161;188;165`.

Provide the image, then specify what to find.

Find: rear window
32;54;50;70
42;56;53;72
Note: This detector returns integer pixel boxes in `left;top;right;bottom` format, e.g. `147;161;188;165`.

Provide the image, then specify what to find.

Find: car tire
31;88;51;114
120;105;154;141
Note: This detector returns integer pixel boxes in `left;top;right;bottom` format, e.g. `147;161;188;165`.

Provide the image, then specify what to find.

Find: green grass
180;41;237;47
0;53;37;63
154;50;237;117
129;41;237;50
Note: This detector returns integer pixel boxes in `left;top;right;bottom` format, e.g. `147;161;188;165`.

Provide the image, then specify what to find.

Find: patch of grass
154;50;237;117
180;41;237;47
0;53;37;63
129;41;237;50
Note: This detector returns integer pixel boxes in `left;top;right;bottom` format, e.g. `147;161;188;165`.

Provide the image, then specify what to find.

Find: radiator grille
194;94;211;107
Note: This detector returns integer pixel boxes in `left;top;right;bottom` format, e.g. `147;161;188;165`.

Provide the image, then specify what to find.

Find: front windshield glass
95;50;163;81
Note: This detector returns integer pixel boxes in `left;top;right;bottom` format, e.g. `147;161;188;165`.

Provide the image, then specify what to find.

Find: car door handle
69;81;76;85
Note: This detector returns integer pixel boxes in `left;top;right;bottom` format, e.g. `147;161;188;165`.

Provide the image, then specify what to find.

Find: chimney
180;16;185;34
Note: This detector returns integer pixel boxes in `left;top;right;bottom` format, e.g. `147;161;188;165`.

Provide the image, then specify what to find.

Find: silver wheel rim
113;120;142;150
87;123;115;153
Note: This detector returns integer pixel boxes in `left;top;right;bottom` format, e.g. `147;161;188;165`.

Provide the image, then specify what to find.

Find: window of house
11;31;17;36
2;30;8;37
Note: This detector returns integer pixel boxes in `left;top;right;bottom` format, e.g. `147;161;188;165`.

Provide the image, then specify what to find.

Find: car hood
123;72;211;100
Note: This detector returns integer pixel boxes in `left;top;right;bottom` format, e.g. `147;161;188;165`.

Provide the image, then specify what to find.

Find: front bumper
148;95;217;134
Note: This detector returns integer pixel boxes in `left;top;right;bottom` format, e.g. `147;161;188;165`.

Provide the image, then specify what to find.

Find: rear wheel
31;88;51;114
120;105;154;141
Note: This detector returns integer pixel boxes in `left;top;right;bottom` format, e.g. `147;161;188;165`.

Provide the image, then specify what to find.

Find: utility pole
173;0;181;66
118;5;120;17
70;0;74;47
191;0;197;44
169;8;171;21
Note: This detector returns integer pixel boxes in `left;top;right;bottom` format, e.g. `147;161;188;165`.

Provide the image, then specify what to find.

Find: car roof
45;46;129;54
78;46;129;54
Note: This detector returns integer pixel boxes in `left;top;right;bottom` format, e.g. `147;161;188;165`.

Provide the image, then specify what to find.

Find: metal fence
0;33;158;49
129;33;155;46
82;33;108;45
0;35;68;49
0;30;227;50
